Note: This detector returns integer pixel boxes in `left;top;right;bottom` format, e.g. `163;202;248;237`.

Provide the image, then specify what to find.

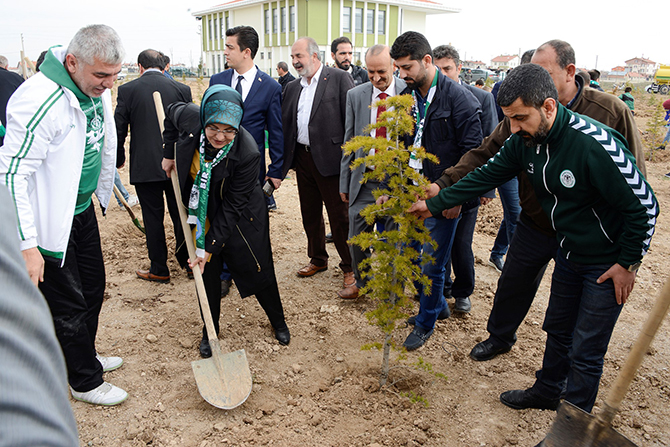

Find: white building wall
401;10;426;35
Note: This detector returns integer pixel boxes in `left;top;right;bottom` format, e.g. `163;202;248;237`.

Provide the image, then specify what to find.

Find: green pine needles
342;93;437;386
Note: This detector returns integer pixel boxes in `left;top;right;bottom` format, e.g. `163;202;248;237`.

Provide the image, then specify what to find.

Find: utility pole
20;33;28;79
595;55;598;70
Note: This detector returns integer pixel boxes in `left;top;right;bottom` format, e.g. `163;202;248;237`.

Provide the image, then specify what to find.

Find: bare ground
72;82;670;447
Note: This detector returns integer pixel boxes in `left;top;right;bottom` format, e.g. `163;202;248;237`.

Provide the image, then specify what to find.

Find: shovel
113;184;146;234
153;91;252;410
542;277;670;447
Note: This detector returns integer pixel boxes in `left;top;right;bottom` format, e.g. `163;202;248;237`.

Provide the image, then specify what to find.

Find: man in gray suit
338;45;406;299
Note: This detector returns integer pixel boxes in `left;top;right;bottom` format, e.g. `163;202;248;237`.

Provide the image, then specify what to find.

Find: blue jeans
113;170;129;207
491;178;520;259
531;252;623;412
662;124;670;145
444;203;478;298
415;216;459;332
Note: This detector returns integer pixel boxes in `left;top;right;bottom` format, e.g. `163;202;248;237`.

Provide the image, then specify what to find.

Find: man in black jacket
331;37;368;86
115;49;192;283
276;61;295;94
390;31;483;351
0;55;24;146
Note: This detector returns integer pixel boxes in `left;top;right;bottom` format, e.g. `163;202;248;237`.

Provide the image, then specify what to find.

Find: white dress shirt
370;78;397;138
296;63;324;146
231;65;258;102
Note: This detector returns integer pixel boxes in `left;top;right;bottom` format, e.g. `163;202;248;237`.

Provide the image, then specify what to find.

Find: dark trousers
531;253;623;412
486;218;558;348
40;204;105;392
135;180;186;277
201;250;286;335
444;203;479;298
294;147;352;272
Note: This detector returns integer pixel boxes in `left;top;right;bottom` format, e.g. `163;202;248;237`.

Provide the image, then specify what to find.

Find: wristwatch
626;262;642;273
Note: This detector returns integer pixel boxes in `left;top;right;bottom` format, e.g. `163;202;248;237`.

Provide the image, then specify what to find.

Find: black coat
115;71;192;183
163;102;276;297
0;67;24;146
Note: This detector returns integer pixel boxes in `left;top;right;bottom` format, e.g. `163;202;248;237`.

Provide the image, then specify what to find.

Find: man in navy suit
210;26;284;210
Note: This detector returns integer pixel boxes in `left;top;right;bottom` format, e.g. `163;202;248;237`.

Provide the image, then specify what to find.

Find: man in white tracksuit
0;25;128;406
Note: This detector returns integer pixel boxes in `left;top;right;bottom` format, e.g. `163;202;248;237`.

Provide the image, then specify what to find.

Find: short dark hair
277;61;289;72
390;31;432;62
475;78;485;86
588;69;601;81
138;49;166;70
520;49;535;65
625;86;632;93
331;36;352;55
497;63;558;109
536;40;575;69
226;26;259;59
433;45;459;65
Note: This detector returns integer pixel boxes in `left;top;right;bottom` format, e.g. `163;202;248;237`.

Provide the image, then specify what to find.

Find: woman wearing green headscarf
162;85;289;358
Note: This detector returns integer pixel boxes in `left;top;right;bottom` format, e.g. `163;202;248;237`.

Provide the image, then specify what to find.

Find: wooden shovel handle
601;277;670;424
152;92;219;342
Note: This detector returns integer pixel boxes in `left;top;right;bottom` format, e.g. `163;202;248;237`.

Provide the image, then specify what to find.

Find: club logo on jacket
560;170;576;188
527;162;534;175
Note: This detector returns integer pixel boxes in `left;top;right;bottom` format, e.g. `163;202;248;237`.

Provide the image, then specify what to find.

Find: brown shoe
297;263;327;277
343;271;355;287
338;284;359;299
136;269;170;284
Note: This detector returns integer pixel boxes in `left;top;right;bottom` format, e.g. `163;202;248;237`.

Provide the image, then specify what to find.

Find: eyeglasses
205;126;237;136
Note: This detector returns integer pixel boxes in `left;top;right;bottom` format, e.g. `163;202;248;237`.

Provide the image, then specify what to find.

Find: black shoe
454;297;471;313
325;232;334;243
199;337;212;358
274;326;290;346
469;338;513;361
403;326;434;351
407;306;450;325
500;388;559;411
221;279;232;298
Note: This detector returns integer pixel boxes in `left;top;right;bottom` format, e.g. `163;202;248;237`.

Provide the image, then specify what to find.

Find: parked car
470;68;491;82
459;67;472;84
170;67;198;78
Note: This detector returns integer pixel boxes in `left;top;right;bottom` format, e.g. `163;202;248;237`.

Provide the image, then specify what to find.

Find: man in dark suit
331;37;368;86
276;61;295;94
0;55;24;147
339;45;405;299
115;49;192;283
210;26;283;211
282;37;354;295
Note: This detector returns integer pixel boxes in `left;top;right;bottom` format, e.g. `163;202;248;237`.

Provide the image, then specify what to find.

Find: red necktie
376;92;388;139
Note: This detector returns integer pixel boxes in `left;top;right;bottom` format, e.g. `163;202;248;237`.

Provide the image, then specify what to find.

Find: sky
1;0;667;71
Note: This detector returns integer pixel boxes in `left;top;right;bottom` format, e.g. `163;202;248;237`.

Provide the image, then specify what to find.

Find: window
377;10;385;35
265;9;270;34
260;52;264;60
342;6;351;33
213;18;218;40
273;8;278;33
268;51;272;60
367;10;374;33
281;7;286;32
225;16;229;34
221;17;225;39
208;18;212;42
289;5;295;31
355;8;363;33
217;55;221;73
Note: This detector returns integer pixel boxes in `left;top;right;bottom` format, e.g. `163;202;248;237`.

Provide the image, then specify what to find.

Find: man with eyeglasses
115;49;192;284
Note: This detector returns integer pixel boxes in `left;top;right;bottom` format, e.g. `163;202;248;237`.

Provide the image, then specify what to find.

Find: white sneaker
70;382;128;406
127;195;139;207
96;354;123;372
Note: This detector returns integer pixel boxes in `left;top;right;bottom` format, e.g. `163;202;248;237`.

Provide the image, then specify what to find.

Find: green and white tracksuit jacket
426;103;658;270
0;47;116;263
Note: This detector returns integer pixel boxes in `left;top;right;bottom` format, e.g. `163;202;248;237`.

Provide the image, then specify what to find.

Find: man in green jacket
409;63;658;413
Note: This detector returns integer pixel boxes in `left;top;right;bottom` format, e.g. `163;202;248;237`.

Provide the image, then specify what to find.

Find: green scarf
188;132;234;252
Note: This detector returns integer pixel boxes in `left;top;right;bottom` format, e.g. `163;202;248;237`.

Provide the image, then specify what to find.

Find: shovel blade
543;402;637;447
191;346;252;410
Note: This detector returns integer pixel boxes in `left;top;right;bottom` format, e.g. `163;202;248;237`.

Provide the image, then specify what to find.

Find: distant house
624;57;658;77
192;0;459;77
463;59;486;69
603;70;627;82
490;54;518;70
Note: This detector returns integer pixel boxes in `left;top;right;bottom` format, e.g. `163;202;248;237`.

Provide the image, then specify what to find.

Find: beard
517;115;550;148
404;67;429;92
336;59;351;70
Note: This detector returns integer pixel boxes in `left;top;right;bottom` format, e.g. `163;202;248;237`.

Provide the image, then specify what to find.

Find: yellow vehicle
646;65;670;95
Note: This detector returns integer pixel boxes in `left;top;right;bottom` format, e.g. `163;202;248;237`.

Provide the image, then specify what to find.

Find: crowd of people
0;22;658;447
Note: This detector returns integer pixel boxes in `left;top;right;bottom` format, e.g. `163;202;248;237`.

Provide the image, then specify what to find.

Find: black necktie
235;76;243;96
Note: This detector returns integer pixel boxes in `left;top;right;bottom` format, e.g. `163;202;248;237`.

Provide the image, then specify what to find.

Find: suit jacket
115;70;192;184
463;83;498;137
281;65;354;178
339;78;407;205
278;72;296;94
209;67;284;179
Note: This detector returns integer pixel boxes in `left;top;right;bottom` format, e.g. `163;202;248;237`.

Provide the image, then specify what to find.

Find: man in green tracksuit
410;63;658;414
